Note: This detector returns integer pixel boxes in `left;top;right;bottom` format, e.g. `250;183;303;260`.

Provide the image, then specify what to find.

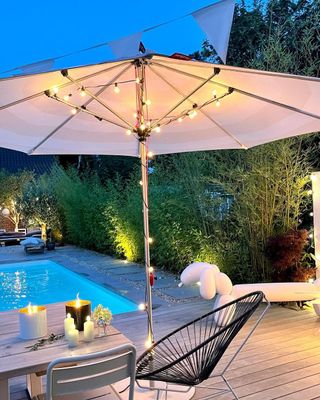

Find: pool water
0;260;137;313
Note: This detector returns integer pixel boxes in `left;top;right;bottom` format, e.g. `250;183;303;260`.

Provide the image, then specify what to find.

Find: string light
114;83;120;93
310;212;314;217
52;86;59;94
147;151;154;158
138;303;146;311
145;338;153;348
63;94;71;101
140;123;146;131
139;180;143;186
215;100;221;107
197;281;201;286
189;110;197;119
71;108;77;115
178;117;183;123
80;87;86;97
146;121;151;127
155;125;161;133
212;89;217;97
307;190;313;195
148;237;154;244
149;266;154;273
126;129;132;136
135;77;141;84
145;99;152;106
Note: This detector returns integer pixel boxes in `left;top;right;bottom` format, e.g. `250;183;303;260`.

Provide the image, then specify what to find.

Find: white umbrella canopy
1;53;320;156
1;53;320;345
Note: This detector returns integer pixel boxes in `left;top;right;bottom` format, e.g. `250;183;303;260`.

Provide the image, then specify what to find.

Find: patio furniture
0;302;132;400
20;237;45;254
34;344;136;400
136;291;269;400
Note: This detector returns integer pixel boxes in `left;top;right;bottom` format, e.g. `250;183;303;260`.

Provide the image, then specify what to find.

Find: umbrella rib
150;68;220;130
148;65;245;148
0;61;131;111
62;70;133;129
152;61;320;121
28;64;132;155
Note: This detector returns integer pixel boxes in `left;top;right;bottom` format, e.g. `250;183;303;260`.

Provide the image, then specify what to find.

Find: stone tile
161;286;200;299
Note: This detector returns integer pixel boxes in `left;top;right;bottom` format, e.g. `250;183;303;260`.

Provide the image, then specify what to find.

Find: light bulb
212;89;217;97
139;180;143;186
147;151;154;158
215;100;221;107
178;117;183;123
140;123;146;131
308;278;314;283
133;112;138;118
135;77;141;84
63;94;70;101
307;190;313;195
148;237;154;244
52;86;59;94
80;87;86;97
197;281;201;286
155;126;161;133
126;129;132;136
310;212;314;217
189;110;197;119
241;144;248;150
145;339;153;348
71;108;77;115
149;266;154;273
145;99;151;106
114;83;120;93
309;233;313;238
138;303;146;311
146;121;151;127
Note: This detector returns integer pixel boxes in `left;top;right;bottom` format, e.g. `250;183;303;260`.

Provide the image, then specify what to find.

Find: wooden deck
9;300;320;399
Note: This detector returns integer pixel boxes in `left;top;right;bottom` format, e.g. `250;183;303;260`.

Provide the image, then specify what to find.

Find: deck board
10;301;320;399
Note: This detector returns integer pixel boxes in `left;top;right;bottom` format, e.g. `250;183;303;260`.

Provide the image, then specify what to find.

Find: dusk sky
1;0;217;74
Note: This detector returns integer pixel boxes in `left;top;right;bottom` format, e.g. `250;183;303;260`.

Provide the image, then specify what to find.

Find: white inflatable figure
215;272;233;295
214;294;236;326
180;262;219;285
199;268;216;299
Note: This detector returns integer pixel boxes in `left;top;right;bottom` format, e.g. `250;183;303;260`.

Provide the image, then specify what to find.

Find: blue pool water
0;260;138;313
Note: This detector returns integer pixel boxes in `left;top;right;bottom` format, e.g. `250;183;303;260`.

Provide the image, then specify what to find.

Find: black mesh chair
136;291;269;399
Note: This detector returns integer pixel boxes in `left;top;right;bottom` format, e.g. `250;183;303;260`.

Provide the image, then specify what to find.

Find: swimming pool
0;260;138;313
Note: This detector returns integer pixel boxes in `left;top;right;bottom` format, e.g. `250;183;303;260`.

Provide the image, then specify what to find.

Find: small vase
97;319;108;337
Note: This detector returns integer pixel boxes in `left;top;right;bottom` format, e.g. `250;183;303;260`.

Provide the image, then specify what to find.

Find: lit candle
67;328;79;348
64;313;75;340
83;316;94;342
19;303;47;339
65;293;91;331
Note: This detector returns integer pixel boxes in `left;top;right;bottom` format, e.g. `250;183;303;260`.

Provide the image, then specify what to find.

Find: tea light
84;316;94;342
67;327;79;348
64;313;75;340
65;293;91;331
19;303;47;339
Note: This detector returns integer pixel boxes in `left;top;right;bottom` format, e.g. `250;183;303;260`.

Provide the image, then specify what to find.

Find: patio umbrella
1;53;320;344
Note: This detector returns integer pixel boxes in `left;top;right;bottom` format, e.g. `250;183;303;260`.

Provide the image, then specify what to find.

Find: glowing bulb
241;144;248;150
63;94;70;101
126;129;132;136
71;108;77;115
146;121;151;127
138;303;146;311
145;338;153;348
307;190;313;195
75;293;81;308
178;117;183;123
215;100;221;107
189;110;197;119
133;112;138;118
310;212;314;217
197;281;201;286
114;83;120;93
80;87;86;97
27;302;32;314
311;175;317;181
149;266;154;273
147;151;154;158
140;124;146;131
139;180;143;186
148;237;154;244
135;77;141;84
212;89;217;97
309;233;313;239
145;99;151;106
52;86;59;94
155;126;161;133
308;278;315;283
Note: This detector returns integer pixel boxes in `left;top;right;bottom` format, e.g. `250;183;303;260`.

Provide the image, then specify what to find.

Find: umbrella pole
140;139;154;346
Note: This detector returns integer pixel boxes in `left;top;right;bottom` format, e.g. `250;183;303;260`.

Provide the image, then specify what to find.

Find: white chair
42;344;136;400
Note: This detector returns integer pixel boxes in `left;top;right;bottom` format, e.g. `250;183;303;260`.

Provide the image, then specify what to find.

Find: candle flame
86;315;91;321
75;292;81;308
27;302;32;314
27;303;38;314
67;313;71;318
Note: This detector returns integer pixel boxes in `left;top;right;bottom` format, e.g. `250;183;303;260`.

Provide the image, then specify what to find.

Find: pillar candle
19;304;47;339
83;316;94;342
64;313;75;340
65;294;91;331
67;328;79;348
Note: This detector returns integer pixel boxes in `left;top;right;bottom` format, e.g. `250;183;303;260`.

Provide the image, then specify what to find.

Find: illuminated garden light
138;303;146;311
148;237;154;244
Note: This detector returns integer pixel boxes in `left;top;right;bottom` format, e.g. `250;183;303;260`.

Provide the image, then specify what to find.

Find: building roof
0;147;55;174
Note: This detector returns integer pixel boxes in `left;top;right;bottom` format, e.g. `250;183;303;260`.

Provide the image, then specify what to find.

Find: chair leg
222;375;239;400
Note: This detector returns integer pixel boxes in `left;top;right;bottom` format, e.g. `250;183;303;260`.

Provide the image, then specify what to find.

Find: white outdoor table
0;302;131;400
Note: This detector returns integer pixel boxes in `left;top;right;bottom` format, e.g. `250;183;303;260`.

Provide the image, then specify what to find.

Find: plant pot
46;241;56;251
